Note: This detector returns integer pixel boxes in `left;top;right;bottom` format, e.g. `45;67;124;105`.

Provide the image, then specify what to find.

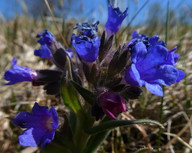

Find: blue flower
71;22;100;62
35;30;56;59
74;21;99;38
105;5;128;37
13;102;58;148
125;31;185;96
37;30;55;45
34;45;52;59
4;58;37;85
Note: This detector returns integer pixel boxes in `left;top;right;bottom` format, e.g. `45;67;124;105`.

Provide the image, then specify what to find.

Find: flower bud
98;92;127;120
105;5;128;37
4;58;38;85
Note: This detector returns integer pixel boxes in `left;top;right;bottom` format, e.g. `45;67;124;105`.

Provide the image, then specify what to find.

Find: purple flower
71;22;100;62
105;5;128;37
125;31;185;96
34;45;52;59
13;102;58;148
35;30;56;60
4;58;37;85
71;34;100;62
98;92;127;120
74;21;99;38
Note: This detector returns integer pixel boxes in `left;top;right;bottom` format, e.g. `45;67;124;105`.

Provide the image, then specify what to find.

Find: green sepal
107;46;130;78
70;80;95;105
86;119;164;134
61;80;82;113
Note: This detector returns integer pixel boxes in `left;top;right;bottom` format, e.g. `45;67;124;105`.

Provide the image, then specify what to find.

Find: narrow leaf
86;119;164;134
70;80;95;105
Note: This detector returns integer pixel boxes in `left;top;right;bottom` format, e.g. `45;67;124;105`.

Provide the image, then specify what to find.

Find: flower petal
165;47;179;65
34;45;52;59
104;109;117;120
131;42;147;63
136;45;168;72
19;128;38;147
19;127;53;147
176;70;185;82
125;64;143;86
157;65;178;86
32;102;49;115
72;35;100;62
149;35;166;47
13;112;32;128
131;30;139;39
145;82;163;97
40;130;55;148
49;107;59;130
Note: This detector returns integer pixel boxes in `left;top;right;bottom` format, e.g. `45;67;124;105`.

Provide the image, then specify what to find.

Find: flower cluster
71;21;101;62
34;30;56;60
4;4;185;149
125;31;185;96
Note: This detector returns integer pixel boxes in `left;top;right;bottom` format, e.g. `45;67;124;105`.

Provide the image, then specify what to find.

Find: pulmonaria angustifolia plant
4;4;185;153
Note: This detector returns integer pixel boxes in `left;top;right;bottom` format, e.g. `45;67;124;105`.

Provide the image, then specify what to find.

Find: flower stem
158;90;164;152
158;1;169;152
85;131;110;153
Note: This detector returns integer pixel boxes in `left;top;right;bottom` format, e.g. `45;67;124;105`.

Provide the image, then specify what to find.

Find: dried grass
0;16;191;153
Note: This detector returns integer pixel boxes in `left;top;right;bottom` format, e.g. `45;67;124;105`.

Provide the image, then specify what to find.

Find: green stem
74;112;95;153
158;90;164;151
85;131;110;153
158;1;169;152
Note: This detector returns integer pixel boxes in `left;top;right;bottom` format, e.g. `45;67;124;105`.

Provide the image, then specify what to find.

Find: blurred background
1;0;192;26
0;0;192;153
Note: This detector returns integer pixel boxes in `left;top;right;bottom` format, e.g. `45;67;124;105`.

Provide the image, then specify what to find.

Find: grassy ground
0;14;191;153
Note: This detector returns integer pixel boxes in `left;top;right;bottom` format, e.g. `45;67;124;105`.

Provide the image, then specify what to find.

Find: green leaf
70;80;95;105
68;110;77;133
61;81;81;113
85;131;110;153
86;119;164;134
